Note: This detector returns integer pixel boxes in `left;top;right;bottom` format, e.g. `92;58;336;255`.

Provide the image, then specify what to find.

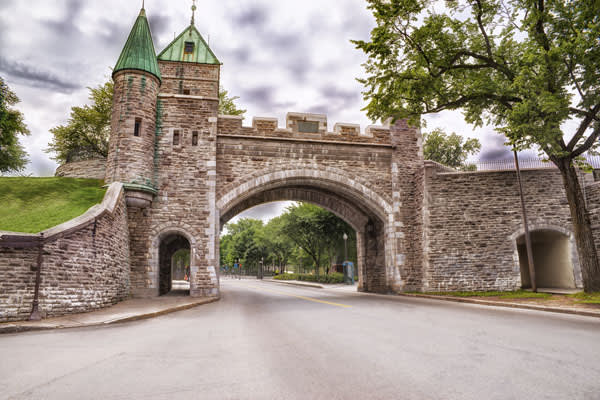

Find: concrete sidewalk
0;295;219;334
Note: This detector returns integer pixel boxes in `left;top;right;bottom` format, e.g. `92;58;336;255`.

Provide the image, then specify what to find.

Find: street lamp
343;233;348;262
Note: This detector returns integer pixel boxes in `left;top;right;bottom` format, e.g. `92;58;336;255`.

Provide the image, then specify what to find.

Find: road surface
1;279;599;399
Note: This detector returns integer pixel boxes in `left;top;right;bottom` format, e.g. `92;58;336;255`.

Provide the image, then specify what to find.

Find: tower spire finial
142;0;145;9
191;0;197;26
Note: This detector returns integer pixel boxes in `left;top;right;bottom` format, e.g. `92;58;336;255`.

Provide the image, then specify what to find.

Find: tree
219;87;246;116
354;0;600;292
47;81;113;163
0;77;29;173
423;128;481;170
48;80;245;164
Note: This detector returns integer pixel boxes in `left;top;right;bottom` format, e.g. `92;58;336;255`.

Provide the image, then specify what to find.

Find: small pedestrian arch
510;225;582;289
150;226;196;296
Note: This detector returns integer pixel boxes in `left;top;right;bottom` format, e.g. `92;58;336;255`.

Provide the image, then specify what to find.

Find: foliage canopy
354;0;600;292
0;77;29;173
423;128;481;169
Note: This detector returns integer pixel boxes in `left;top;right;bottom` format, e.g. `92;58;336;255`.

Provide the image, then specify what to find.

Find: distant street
1;279;599;400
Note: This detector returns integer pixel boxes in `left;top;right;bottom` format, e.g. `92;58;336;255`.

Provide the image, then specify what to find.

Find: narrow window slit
134;118;142;136
192;131;199;146
173;130;180;145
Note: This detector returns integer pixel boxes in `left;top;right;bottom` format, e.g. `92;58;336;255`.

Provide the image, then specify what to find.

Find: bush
273;273;345;284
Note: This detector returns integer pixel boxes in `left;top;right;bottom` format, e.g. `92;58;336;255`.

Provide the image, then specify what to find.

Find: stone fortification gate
102;7;425;298
0;5;591;322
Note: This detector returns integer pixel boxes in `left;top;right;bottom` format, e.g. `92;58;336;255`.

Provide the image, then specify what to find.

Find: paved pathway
1;278;599;399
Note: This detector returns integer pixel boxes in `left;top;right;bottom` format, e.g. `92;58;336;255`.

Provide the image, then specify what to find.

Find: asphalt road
1;279;599;400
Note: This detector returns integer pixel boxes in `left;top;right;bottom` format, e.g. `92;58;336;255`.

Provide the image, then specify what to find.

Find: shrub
273;272;345;284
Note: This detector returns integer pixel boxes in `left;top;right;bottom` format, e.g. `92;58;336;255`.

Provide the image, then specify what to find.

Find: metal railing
473;155;600;172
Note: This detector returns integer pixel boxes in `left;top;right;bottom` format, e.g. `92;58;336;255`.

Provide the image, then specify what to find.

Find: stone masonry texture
7;12;600;321
0;185;130;322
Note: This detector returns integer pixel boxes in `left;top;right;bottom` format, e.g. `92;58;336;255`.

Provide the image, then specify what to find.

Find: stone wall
124;58;221;298
0;183;130;322
54;158;107;180
423;166;582;291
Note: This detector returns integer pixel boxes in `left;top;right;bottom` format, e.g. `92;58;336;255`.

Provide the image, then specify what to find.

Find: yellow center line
240;282;352;308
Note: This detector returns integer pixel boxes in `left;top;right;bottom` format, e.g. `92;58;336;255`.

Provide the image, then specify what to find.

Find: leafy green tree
221;218;265;271
219;87;246;117
47;81;113;163
280;203;354;275
423;128;481;170
354;0;600;291
0;77;29;173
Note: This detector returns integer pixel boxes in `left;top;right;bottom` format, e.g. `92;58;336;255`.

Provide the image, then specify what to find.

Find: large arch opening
217;173;392;293
517;229;576;289
159;233;191;295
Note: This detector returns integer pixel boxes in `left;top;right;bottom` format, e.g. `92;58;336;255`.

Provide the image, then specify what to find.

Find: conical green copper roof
113;8;162;81
158;25;220;65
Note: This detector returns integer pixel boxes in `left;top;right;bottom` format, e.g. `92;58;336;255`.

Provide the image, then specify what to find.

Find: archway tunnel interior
517;229;575;289
218;184;388;293
159;234;191;295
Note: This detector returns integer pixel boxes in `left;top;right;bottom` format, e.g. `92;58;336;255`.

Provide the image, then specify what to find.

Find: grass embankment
0;177;106;233
569;292;600;304
416;290;551;299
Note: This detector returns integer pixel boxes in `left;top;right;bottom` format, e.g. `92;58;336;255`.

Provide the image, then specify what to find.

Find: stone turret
105;7;161;208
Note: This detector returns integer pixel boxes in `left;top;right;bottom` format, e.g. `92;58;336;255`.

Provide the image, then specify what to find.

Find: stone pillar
388;119;425;292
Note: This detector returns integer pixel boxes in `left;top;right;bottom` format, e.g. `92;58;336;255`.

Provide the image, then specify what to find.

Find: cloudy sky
0;0;521;222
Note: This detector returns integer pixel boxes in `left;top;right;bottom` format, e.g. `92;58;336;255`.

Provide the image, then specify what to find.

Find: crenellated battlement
217;112;392;145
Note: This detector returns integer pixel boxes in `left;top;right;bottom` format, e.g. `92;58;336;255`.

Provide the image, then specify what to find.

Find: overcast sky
0;0;524;223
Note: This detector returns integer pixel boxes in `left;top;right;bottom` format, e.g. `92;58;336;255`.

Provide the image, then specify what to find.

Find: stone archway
158;233;191;295
510;224;583;289
217;168;396;293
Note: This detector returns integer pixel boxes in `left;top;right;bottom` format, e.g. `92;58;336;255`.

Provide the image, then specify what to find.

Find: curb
398;293;600;318
263;280;324;289
0;297;220;335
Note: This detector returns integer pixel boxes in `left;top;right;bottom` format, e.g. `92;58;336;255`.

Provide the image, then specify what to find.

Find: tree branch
567;104;600;151
572;125;600;158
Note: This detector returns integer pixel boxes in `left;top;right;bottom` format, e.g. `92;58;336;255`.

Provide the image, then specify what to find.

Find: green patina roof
113;9;162;82
158;24;220;65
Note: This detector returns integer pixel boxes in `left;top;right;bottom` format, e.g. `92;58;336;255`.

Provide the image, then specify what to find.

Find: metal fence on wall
474;155;600;172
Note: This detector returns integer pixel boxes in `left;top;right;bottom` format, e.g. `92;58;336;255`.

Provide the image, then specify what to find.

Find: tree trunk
556;158;600;292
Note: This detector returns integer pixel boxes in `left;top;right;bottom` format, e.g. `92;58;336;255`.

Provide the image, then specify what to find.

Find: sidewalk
263;279;600;318
0;295;219;334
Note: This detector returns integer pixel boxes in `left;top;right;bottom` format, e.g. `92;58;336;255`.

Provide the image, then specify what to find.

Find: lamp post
343;233;348;262
514;150;537;292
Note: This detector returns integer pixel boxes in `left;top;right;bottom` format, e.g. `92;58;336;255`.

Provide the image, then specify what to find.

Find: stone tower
105;6;161;207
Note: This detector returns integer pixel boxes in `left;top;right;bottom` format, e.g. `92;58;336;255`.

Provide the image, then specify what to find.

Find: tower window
192;131;199;146
134;118;142;136
183;89;191;95
184;41;195;54
173;130;180;145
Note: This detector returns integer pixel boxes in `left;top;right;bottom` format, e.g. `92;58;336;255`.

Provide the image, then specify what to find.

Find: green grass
0;177;106;233
415;290;551;299
569;292;600;304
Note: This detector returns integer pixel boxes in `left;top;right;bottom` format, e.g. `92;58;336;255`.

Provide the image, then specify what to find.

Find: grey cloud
233;6;269;27
225;48;251;64
43;0;84;36
148;13;172;41
479;134;512;161
241;86;293;111
29;156;57;177
0;58;80;92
